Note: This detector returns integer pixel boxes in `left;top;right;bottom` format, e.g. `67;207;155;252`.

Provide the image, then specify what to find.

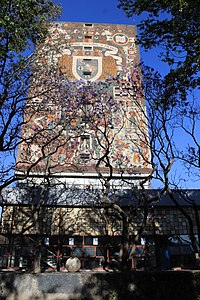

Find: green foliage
0;0;61;57
118;0;200;102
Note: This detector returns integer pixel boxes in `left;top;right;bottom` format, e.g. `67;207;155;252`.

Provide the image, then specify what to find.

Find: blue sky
56;0;135;24
55;0;169;75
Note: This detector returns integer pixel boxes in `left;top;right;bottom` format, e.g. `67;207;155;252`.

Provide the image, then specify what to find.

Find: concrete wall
0;270;200;300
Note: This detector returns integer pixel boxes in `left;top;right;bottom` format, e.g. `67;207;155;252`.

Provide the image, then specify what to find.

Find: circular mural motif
112;33;129;45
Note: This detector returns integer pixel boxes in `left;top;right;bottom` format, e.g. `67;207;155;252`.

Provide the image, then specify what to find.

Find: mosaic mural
40;22;139;81
16;22;151;177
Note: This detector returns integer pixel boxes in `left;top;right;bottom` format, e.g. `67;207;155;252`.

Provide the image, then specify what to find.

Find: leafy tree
118;0;200;103
0;0;60;56
0;0;61;190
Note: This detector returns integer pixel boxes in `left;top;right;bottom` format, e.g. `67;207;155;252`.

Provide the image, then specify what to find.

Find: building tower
16;22;151;189
1;23;154;272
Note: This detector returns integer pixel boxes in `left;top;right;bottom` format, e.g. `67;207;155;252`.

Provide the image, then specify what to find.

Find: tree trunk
33;244;41;273
120;216;130;271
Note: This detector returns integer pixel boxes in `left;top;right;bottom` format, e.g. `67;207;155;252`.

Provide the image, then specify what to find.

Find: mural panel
16;23;151;177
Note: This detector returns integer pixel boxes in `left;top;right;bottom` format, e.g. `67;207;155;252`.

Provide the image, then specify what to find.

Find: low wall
0;270;200;300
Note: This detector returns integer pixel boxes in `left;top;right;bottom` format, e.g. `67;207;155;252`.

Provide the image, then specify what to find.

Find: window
96;247;104;256
69;139;75;149
72;247;82;256
84;247;95;257
74;236;83;245
114;86;121;97
83;58;92;62
83;71;92;76
84;23;93;27
84;236;93;245
79;135;91;162
69;237;74;245
62;247;71;256
80;135;90;150
93;238;98;246
85;35;92;39
83;46;92;51
114;93;120;97
80;153;90;160
44;237;49;245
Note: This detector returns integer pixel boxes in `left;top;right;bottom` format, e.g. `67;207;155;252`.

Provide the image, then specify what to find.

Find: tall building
16;22;151;189
0;23;197;272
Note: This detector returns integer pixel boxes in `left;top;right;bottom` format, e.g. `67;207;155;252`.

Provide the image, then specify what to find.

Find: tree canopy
0;0;61;56
0;0;61;189
118;0;200;103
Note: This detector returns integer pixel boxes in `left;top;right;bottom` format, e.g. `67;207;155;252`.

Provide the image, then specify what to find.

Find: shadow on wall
0;272;65;300
70;271;199;300
0;271;200;300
